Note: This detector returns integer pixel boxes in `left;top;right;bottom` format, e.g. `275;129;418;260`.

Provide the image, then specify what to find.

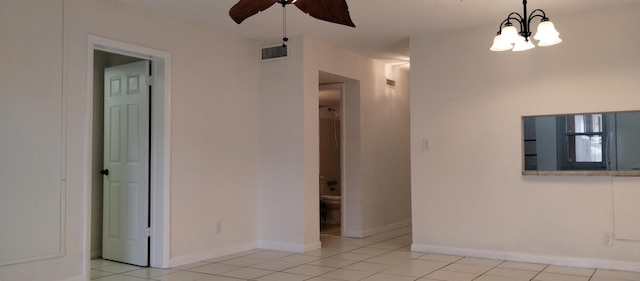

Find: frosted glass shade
538;36;562;47
490;34;514;51
512;36;535;52
500;25;519;44
534;21;562;46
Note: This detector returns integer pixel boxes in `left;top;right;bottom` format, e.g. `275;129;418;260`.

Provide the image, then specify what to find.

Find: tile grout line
468;260;504;281
529;264;550;281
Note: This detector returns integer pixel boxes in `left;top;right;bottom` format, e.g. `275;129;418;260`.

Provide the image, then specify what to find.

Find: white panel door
102;61;150;266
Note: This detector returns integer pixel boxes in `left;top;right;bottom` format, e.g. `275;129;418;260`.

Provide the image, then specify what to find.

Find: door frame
87;35;171;268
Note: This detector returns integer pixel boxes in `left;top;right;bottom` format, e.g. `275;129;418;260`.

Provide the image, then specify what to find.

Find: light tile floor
91;227;640;281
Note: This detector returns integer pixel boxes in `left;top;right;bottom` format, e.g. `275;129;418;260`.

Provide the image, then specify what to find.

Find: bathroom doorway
319;82;343;235
318;70;362;239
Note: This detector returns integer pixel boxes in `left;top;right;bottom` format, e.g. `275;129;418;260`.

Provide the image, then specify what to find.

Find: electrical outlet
603;231;614;246
216;221;222;234
422;138;430;151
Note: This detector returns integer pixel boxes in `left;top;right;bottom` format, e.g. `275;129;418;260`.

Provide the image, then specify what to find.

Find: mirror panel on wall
522;111;640;176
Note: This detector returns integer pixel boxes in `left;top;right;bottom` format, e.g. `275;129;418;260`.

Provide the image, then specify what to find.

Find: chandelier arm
496;14;523;34
506;12;525;35
528;9;547;19
508;16;525;36
525;12;548;39
506;12;524;22
496;18;510;34
528;9;549;26
527;12;547;27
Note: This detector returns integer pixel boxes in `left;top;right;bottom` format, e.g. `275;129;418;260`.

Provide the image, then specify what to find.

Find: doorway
319;83;342;235
317;71;361;238
88;36;171;268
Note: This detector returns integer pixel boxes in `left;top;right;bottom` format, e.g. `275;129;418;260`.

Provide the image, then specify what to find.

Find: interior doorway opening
88;36;171;269
318;71;361;238
319;82;342;235
91;50;148;261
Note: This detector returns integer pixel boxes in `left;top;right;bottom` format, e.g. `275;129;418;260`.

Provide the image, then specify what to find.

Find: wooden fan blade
294;0;355;27
229;0;278;24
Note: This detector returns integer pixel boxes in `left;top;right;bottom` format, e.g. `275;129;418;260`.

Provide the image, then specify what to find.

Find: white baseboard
362;220;412;237
170;239;322;268
169;241;258;268
411;243;640;272
258;240;322;253
342;228;362;238
344;220;411;238
59;276;86;281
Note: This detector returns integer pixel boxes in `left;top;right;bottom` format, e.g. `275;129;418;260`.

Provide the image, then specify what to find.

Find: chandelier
490;0;562;52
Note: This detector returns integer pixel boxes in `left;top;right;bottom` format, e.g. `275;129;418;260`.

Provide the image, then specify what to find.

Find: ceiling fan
229;0;356;28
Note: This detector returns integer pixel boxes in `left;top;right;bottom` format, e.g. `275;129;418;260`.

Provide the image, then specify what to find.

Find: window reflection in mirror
523;111;640;174
561;114;606;170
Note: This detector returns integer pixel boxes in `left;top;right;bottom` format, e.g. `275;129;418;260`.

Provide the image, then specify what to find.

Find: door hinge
145;227;151;237
146;76;153;86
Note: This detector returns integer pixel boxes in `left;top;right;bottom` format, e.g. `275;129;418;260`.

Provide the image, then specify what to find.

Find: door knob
100;169;109;176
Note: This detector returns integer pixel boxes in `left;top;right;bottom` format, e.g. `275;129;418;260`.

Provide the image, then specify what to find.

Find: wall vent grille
386;79;396;88
261;45;288;61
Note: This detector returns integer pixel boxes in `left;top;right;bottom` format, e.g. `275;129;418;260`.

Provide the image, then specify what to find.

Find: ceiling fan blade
229;0;278;24
294;0;356;27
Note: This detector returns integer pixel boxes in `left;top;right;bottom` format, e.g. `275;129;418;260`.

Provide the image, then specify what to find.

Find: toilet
320;195;341;225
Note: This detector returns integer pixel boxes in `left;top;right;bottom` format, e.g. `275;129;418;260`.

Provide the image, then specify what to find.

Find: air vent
261;45;288;61
386;79;396;88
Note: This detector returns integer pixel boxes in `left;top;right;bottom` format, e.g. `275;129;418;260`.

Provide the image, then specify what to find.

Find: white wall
1;0;261;279
410;3;640;271
0;1;67;280
258;38;309;250
258;35;411;251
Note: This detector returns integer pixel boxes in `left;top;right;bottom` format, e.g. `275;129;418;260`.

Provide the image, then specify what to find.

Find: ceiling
119;0;636;62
